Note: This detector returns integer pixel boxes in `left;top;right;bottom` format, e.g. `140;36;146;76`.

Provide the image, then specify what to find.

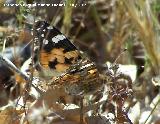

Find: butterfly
22;21;103;95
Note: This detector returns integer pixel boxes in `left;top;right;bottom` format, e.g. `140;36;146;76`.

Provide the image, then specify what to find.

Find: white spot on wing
36;28;41;31
41;34;44;37
47;26;53;29
80;63;94;70
34;37;38;40
43;39;49;44
52;34;66;43
34;46;39;51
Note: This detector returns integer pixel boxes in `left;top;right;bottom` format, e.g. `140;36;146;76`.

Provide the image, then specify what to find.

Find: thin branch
0;54;30;81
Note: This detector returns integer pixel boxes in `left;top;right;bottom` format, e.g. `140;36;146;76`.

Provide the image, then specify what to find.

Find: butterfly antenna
113;48;127;64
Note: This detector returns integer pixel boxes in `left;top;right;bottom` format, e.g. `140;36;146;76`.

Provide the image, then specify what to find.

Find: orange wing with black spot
29;21;103;95
33;21;81;77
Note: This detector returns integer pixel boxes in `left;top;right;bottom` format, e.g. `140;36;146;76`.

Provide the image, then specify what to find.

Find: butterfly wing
30;21;102;95
33;21;81;77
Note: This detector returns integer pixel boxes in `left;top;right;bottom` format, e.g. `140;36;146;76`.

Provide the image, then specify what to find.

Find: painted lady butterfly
23;21;103;95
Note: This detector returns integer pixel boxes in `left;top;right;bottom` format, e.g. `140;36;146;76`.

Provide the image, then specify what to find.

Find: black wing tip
33;20;78;52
